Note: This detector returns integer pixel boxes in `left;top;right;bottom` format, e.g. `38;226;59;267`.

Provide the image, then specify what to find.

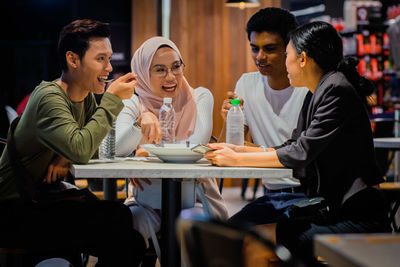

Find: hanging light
225;0;260;10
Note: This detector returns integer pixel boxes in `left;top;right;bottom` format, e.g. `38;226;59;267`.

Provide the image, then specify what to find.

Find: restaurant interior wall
0;0;132;114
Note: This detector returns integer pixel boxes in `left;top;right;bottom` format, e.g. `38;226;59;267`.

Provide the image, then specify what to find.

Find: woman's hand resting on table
138;111;162;144
43;155;71;184
206;143;254;153
204;143;242;167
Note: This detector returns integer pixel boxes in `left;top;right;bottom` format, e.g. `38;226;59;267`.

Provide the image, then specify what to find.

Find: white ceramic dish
141;144;203;163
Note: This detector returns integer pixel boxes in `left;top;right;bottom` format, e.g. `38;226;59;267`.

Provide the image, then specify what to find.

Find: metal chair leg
219;178;224;193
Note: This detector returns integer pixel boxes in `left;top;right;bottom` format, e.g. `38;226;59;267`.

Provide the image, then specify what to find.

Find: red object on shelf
387;4;400;20
357;34;364;56
331;18;345;32
370;58;382;81
364;36;371;54
383;33;389;48
375;32;382;54
370;34;376;55
358;58;366;75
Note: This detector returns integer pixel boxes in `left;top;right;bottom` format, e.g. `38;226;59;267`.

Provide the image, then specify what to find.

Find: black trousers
228;192;307;226
0;199;146;267
276;187;392;266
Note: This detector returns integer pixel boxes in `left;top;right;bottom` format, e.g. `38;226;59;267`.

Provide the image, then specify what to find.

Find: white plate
141;144;203;163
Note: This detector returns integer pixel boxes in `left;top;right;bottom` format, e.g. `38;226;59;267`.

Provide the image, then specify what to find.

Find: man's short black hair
58;19;111;72
246;7;298;45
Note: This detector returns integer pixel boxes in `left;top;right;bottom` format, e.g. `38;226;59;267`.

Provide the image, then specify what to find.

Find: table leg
103;179;117;201
161;179;181;267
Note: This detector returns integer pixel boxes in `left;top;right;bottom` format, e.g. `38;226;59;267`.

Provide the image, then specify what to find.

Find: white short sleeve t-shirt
234;72;309;189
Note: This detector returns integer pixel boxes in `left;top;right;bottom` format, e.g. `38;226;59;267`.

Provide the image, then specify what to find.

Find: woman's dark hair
246;7;298;46
289;21;374;98
58;19;111;72
155;44;184;64
158;44;172;50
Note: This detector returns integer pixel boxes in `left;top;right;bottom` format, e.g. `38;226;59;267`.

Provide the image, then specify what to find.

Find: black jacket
276;71;382;209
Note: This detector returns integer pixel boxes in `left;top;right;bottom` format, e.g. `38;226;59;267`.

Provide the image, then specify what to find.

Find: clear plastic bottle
226;98;244;146
159;97;175;145
99;119;116;159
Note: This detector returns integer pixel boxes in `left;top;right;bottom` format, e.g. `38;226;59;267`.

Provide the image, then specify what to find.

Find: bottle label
159;105;175;144
99;121;116;160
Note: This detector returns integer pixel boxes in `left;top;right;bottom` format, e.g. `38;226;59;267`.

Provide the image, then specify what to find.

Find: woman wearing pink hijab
115;37;228;257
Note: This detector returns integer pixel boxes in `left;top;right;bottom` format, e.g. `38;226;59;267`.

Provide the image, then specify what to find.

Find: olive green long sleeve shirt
0;81;123;201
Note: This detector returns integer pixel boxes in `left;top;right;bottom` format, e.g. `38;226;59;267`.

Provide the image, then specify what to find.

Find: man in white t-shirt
219;8;312;225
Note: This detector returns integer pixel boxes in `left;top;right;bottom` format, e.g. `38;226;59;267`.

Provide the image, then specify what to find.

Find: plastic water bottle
99;119;116;159
159;97;175;145
226;98;244;146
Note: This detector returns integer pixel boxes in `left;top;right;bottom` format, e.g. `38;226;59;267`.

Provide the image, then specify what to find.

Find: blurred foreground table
314;233;400;267
71;157;293;267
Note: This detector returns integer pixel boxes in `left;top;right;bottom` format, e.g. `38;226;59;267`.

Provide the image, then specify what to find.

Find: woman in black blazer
206;21;391;265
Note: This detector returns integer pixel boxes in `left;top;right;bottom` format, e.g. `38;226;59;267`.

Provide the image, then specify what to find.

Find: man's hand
43;156;71;184
107;72;137;100
139;112;162;144
220;91;244;121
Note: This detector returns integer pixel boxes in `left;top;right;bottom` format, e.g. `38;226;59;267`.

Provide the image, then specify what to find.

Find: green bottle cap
231;99;240;105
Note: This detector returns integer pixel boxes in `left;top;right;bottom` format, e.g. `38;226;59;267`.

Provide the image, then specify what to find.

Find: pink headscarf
131;36;197;141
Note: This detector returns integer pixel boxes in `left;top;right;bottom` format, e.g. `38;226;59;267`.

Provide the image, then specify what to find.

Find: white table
374;137;400;181
71;157;293;267
374;137;400;149
314;233;400;267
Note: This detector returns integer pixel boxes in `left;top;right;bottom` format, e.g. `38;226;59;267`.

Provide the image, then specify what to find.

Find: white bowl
141;144;203;163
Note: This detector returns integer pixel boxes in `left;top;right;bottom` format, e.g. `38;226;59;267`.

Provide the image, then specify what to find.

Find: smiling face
249;31;287;78
149;46;183;99
285;41;304;87
74;37;113;94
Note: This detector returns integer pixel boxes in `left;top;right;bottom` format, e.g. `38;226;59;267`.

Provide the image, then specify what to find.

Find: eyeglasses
151;62;185;78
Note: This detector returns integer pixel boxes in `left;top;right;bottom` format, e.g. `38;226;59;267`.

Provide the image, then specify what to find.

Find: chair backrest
35;258;72;267
176;211;299;267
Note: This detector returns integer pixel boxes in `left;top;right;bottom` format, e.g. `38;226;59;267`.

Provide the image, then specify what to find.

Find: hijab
131;36;197;141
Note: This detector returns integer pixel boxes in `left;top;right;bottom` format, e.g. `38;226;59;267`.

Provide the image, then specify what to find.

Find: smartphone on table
191;144;217;154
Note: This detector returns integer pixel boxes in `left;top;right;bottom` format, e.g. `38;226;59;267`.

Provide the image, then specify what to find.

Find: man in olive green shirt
0;19;145;266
